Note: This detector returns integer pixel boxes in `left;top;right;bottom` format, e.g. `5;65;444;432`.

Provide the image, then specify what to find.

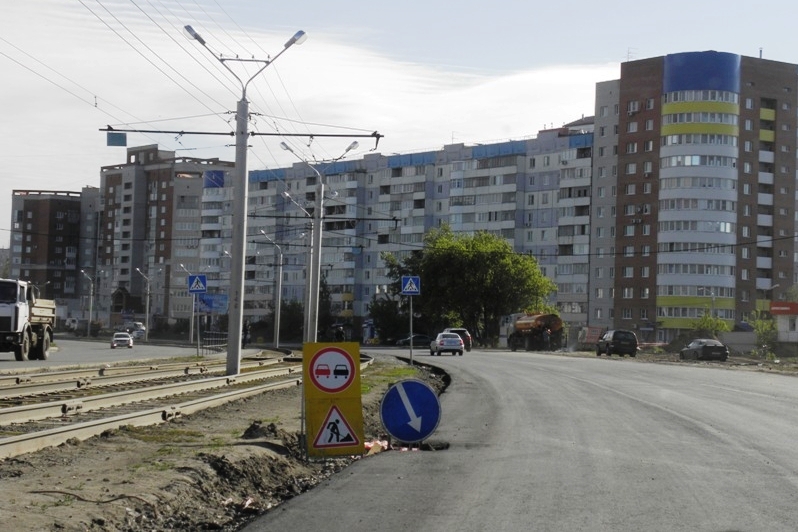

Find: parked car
396;334;432;347
596;329;638;357
430;332;464;356
110;332;134;349
680;338;729;361
444;327;473;351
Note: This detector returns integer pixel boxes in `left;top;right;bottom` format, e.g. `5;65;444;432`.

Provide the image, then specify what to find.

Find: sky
3;1;798;248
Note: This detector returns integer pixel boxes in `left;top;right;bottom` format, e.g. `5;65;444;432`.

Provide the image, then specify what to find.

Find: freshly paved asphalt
244;349;798;531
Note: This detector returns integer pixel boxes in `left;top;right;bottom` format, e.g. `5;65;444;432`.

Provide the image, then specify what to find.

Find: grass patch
360;361;419;394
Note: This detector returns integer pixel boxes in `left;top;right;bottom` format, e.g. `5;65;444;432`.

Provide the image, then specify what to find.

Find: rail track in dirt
0;354;308;460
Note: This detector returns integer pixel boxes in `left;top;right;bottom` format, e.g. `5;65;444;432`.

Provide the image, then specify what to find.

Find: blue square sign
401;275;420;296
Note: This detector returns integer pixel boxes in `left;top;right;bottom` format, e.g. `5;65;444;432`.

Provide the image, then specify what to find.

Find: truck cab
0;279;56;361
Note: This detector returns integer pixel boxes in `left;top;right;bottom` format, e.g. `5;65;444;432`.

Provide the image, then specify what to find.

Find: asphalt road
245;348;798;532
0;336;212;368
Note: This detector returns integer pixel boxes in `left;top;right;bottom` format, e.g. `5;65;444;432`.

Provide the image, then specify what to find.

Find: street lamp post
135;268;150;342
281;191;315;343
185;25;305;375
260;230;283;348
280;141;358;343
81;270;94;337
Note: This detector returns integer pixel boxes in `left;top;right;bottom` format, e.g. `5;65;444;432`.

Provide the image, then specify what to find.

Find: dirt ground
0;356;447;532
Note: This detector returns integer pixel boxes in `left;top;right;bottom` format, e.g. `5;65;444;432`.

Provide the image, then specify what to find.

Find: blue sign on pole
380;379;441;443
401;275;421;296
188;274;207;294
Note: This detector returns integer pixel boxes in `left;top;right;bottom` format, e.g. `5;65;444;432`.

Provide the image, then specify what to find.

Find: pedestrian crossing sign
401;275;421;296
188;274;207;293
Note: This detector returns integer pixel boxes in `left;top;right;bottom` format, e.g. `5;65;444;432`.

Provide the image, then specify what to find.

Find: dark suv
444;327;472;351
596;329;638;357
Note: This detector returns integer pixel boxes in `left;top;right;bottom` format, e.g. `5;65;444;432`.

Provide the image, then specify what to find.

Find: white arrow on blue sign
401;275;421;296
380;379;441;443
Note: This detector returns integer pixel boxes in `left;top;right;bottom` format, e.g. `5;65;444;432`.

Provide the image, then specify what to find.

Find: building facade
594;51;798;342
98;145;234;330
10;50;797;345
10;190;85;322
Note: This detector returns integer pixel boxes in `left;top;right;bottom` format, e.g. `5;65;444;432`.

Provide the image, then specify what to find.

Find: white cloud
0;2;617;247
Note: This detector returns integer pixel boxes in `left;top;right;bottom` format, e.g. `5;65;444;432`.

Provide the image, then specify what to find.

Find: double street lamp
260;230;283;348
280;141;358;343
185;25;306;375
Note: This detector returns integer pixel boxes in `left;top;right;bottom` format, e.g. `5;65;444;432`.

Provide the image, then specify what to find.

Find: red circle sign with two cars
308;346;356;393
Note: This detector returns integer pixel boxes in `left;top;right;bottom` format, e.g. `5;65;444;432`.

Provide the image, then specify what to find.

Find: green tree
366;295;404;344
318;270;333;335
749;310;778;359
380;226;556;345
691;309;730;338
280;299;306;342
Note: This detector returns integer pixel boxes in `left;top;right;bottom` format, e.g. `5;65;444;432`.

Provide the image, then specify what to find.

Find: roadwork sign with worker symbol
304;342;364;457
313;405;360;449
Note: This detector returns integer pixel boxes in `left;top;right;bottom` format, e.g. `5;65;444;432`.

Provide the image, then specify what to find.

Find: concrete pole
226;96;248;375
274;248;283;348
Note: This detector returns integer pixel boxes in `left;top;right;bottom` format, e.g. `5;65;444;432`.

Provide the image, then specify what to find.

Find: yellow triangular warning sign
313;405;360;448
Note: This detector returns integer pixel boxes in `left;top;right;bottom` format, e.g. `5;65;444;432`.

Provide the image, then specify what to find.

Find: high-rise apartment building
10;190;85;319
592;51;797;342
98;145;234;329
246;119;594;339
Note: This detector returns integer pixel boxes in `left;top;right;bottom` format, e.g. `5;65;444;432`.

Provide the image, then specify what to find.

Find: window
624;225;635;236
626;142;638;154
624;245;634;257
625;163;637;175
623;267;634;278
627;122;638;133
625;184;636;195
623;287;634;299
645;119;654;131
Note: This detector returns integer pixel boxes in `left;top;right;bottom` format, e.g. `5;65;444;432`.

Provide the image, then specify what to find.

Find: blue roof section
387;151;438;168
471;141;527;159
249;160;362;183
569;133;593;148
203;170;226;188
663;51;741;93
249;168;286;184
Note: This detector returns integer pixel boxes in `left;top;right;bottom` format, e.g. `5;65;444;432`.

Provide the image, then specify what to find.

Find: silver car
110;332;133;349
430;332;464;356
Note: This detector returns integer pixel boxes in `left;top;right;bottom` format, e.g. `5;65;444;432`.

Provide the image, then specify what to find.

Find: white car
430;332;464;356
131;329;145;340
111;332;134;349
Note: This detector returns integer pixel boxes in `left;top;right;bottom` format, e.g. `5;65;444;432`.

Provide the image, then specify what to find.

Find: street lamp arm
185;26;306;97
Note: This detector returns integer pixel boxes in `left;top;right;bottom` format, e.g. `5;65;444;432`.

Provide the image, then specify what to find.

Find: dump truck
0;279;56;361
507;313;564;351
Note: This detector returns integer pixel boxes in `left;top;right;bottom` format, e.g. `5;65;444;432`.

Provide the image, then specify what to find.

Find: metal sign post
401;275;421;365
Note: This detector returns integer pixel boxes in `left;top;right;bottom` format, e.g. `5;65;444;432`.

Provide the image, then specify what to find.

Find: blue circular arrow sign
380;379;441;443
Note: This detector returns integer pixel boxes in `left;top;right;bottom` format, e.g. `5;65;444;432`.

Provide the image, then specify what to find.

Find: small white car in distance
111;332;134;349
